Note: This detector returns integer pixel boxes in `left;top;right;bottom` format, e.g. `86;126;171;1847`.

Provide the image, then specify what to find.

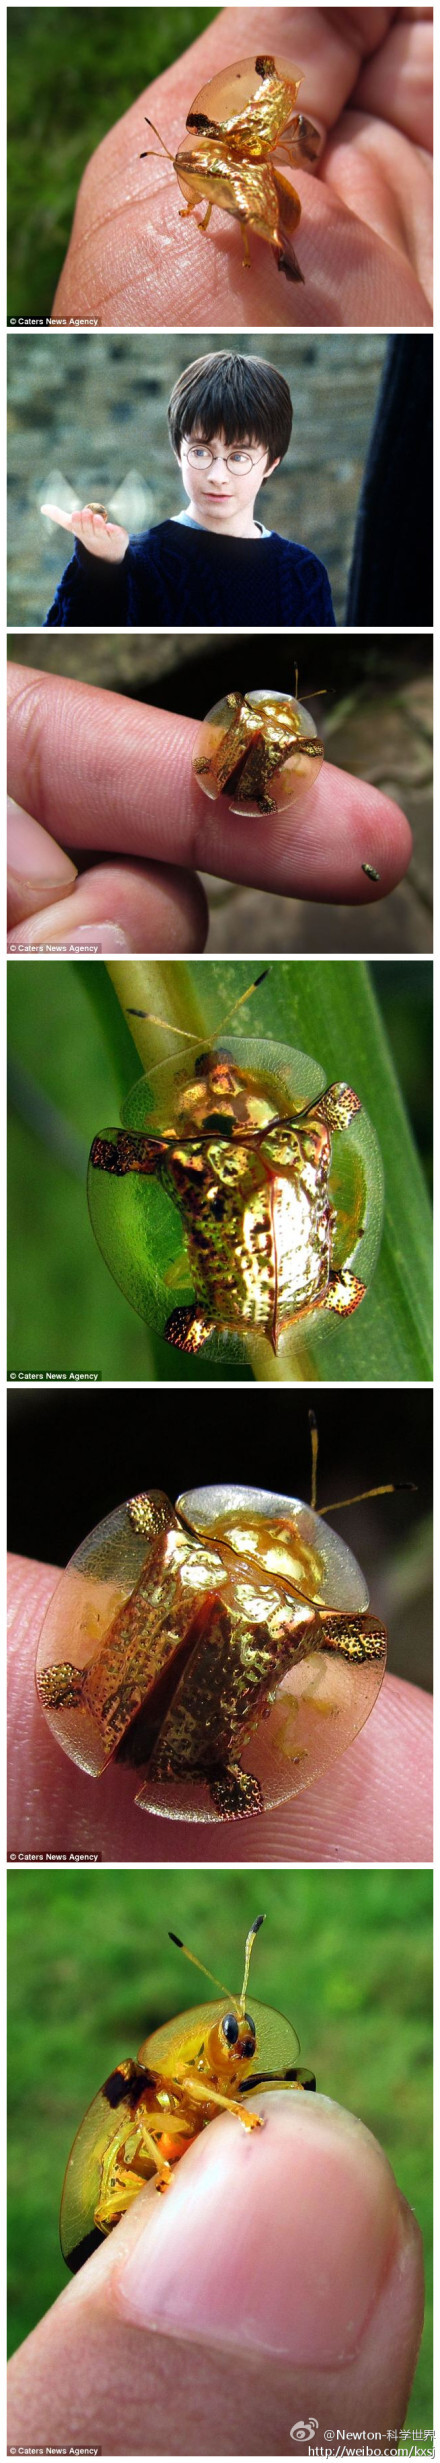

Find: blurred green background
7;6;218;319
7;958;432;1383
8;1866;432;2430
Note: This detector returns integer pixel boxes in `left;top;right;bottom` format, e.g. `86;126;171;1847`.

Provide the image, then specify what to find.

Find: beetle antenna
125;971;269;1054
213;970;269;1038
319;1481;417;1517
239;1914;266;2014
169;1932;237;2006
308;1409;319;1511
140;116;174;161
126;1012;199;1037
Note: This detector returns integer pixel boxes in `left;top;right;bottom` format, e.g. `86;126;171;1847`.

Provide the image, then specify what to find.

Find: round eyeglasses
183;444;262;473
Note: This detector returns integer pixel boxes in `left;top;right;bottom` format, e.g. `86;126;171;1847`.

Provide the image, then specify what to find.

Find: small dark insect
362;864;380;883
140;53;321;281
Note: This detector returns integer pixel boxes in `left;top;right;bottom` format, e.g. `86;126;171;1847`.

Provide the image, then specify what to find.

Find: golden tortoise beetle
192;672;324;817
140;54;321;282
86;978;384;1361
59;1917;316;2272
36;1419;391;1823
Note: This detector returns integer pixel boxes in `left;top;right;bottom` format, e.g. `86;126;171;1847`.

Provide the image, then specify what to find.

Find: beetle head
205;2007;257;2077
169;1915;265;2065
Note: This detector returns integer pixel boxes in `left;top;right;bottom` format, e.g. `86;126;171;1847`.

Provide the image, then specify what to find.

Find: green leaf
102;959;432;1383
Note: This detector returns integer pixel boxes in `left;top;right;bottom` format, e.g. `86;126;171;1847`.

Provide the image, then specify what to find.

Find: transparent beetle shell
192;690;324;818
87;1035;384;1364
36;1481;387;1825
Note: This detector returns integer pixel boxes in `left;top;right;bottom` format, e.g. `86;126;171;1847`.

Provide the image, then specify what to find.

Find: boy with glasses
43;350;335;627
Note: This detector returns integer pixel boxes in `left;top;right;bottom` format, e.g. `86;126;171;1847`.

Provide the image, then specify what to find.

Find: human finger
7;2091;424;2454
7;1560;431;1864
52;6;430;328
40;503;78;533
7;796;78;925
350;9;433;149
7;667;413;907
7;858;208;954
322;109;432;301
41;507;128;559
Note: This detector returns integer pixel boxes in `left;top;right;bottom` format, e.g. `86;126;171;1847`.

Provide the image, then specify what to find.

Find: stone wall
7;328;386;624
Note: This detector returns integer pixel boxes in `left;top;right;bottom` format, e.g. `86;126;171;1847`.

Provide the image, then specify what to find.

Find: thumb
8;2092;424;2454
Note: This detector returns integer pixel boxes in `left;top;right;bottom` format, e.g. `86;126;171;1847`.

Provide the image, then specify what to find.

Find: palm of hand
53;6;432;328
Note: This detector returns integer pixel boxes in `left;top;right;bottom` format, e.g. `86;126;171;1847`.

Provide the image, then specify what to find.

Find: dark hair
167;351;293;464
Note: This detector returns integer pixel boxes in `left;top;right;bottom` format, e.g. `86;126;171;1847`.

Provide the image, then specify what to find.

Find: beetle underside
63;2051;317;2270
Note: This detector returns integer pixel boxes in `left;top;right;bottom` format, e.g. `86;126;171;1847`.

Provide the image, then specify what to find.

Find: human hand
41;504;129;561
7;1553;432;1863
7;2085;424;2452
7;664;413;951
52;6;433;330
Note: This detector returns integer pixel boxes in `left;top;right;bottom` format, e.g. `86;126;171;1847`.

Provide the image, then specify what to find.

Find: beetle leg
164;1303;214;1353
276;111;321;168
179;198;198;219
319;1612;387;1665
198;200;213;231
209;1761;264;1819
180;2074;264;2133
95;2121;172;2232
241;222;252;270
326;1269;366;1315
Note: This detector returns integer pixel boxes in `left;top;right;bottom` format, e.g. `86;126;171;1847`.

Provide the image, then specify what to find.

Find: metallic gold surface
89;1037;371;1357
193;690;324;816
196;1505;325;1604
159;1115;334;1343
37;1508;317;1803
171;54;319;276
147;1578;315;1782
38;1481;387;1828
89;1064;368;1349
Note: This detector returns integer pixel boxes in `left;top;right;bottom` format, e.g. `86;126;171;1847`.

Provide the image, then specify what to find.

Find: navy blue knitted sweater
44;520;335;627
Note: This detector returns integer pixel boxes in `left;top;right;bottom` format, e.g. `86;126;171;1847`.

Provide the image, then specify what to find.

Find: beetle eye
244;2013;256;2036
222;2013;239;2045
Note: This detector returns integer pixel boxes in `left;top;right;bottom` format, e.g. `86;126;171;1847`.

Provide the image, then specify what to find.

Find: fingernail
7;798;78;890
52;921;131;948
114;2094;400;2363
11;914;131;950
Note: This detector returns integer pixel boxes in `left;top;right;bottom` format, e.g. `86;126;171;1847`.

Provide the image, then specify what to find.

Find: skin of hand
7;1553;432;1863
7;2088;424;2454
52;6;433;330
7;665;413;950
40;504;129;562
